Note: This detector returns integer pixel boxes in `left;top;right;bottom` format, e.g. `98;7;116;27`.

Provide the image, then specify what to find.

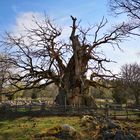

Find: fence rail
0;100;139;119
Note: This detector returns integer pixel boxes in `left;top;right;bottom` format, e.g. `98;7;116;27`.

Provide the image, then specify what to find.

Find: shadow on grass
0;108;139;121
0;110;51;121
0;109;80;121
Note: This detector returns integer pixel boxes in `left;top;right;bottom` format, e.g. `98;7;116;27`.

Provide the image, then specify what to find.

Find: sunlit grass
0;114;139;139
0;116;81;140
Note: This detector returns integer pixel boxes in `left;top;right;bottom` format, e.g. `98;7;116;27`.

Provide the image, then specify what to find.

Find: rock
94;117;138;140
33;124;81;140
114;130;124;140
102;130;114;139
124;132;137;140
61;124;77;137
56;124;81;140
107;120;120;129
80;115;99;130
81;115;94;123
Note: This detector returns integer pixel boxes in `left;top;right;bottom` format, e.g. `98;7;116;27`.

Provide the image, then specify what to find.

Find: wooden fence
0;100;139;119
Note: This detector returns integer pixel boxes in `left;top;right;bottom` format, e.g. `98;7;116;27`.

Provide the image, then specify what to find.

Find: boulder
60;124;77;137
107;120;120;129
33;124;81;140
80;115;98;130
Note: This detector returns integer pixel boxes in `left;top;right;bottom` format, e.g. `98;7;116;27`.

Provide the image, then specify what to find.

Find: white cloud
102;38;140;73
11;12;140;74
12;12;43;34
12;12;72;39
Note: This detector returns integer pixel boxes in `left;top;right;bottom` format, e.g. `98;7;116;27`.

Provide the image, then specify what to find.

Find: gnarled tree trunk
55;17;97;108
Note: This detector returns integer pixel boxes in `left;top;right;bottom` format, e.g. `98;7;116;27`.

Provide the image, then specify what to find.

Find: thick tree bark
55;52;97;108
55;17;97;108
55;84;97;108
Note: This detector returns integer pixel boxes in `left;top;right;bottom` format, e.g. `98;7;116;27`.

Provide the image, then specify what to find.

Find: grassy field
0;114;140;140
0;116;81;140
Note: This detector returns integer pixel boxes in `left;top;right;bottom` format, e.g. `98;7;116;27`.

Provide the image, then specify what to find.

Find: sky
0;0;140;74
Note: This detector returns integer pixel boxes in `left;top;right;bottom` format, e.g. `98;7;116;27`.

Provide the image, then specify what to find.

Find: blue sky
0;0;108;32
0;0;140;73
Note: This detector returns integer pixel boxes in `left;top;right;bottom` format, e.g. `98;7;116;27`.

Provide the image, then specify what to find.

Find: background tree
121;63;140;105
0;16;132;107
112;79;128;104
109;0;140;36
0;54;12;101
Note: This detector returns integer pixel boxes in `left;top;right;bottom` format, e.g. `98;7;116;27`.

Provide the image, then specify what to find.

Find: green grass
0;112;139;140
0;116;81;140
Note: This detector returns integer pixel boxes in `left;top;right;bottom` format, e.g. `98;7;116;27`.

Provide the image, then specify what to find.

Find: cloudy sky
0;0;140;73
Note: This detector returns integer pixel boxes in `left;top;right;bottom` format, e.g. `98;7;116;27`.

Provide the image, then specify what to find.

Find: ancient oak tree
0;16;130;107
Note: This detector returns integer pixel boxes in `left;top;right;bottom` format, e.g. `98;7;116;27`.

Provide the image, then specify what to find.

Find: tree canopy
110;0;140;36
121;63;140;105
0;16;133;106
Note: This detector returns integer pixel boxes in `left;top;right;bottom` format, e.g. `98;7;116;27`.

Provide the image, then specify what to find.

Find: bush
112;91;127;104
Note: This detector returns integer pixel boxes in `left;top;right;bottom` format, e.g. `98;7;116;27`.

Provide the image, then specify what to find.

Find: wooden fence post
15;100;17;113
126;107;128;120
114;110;116;119
41;102;46;111
105;103;109;118
64;95;67;112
